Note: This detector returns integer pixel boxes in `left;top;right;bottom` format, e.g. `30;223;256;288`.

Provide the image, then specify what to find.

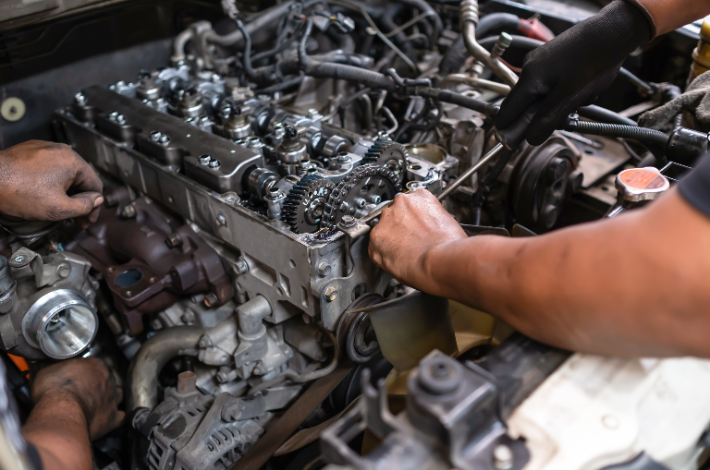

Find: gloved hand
0;140;103;229
495;0;652;146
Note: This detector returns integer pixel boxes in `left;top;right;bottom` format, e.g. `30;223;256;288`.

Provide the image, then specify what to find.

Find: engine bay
2;0;710;469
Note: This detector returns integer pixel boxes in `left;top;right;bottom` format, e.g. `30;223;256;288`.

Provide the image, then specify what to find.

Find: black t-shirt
678;155;710;217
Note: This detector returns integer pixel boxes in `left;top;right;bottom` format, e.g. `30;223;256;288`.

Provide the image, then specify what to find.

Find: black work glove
495;0;652;146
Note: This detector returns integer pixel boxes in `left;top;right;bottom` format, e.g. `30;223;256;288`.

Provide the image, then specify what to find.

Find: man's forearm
23;390;92;470
631;0;710;36
422;189;710;357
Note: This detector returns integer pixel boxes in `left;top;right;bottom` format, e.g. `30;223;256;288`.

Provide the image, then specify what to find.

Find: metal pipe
172;29;194;63
438;142;505;201
127;326;203;411
441;73;511;95
460;0;518;87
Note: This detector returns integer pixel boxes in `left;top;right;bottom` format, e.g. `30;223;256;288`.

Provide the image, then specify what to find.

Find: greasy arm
369;189;710;358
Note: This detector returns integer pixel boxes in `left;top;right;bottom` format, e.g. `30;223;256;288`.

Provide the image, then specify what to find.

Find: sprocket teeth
281;174;335;233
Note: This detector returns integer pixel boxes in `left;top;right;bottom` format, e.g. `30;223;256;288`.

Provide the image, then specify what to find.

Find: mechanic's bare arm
22;358;125;470
0;140;104;229
635;0;710;36
369;189;710;357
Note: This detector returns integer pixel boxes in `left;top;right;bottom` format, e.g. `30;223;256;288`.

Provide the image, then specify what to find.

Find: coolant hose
127;326;203;411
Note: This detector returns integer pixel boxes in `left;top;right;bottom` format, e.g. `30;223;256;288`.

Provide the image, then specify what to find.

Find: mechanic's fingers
46;192;104;221
495;73;545;130
68;150;103;194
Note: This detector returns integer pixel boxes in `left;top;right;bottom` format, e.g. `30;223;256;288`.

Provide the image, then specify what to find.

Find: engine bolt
150;131;163;142
121;205;136;218
340;215;356;228
199;154;212;166
492;444;514;470
234;258;249;275
324;286;338;302
13;255;25;264
208;159;221;169
109;111;119;121
74;93;87;106
204;292;219;308
159;133;171;145
56;263;71;278
337;153;351;163
166;233;183;248
216;213;227;227
316;261;331;278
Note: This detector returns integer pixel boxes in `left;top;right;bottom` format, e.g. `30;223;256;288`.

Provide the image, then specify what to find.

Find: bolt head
493;444;514;470
74;93;86;106
121;205;136;218
150;131;162;142
56;263;72;278
208;159;221;169
166;233;183;248
216;214;227;227
199;154;212;166
340;215;356;228
159;133;170;144
317;261;331;277
324;286;338;302
13;255;25;263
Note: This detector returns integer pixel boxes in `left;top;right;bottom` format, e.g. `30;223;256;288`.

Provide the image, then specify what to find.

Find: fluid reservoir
688;17;710;85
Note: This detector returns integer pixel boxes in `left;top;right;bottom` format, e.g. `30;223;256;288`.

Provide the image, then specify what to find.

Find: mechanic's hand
31;357;124;440
495;0;652;146
369;190;467;292
0;140;103;229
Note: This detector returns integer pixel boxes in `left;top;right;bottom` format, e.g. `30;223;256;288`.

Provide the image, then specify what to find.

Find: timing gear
281;174;336;233
322;164;401;228
362;139;408;174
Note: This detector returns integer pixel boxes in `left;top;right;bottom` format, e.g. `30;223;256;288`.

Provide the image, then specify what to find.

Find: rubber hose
416;88;490;114
255;75;305;94
206;1;295;47
381;3;409;47
127;326;203;411
305;62;396;90
566;121;669;146
578;105;638;126
397;0;443;39
440;13;526;75
234;19;257;79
